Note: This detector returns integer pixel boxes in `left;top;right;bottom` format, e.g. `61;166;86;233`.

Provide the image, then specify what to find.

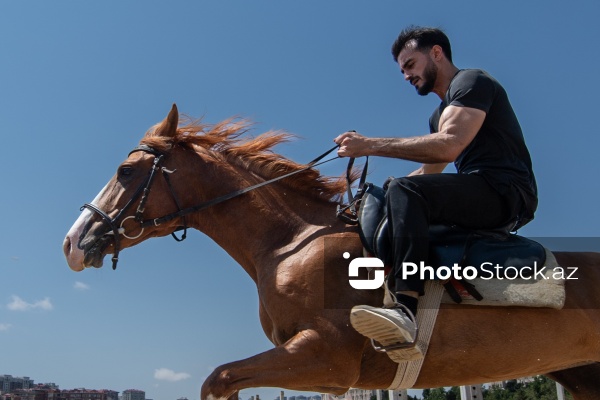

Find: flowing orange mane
140;117;351;202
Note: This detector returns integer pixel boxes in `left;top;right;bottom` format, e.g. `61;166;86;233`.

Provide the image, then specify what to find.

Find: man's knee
386;177;425;202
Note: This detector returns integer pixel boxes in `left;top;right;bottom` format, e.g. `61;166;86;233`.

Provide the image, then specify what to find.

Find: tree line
381;376;574;400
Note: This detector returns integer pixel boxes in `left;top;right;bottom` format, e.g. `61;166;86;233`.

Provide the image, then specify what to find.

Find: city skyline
1;375;322;400
1;375;138;396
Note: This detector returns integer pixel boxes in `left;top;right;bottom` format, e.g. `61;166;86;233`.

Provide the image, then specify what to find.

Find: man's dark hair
391;26;453;63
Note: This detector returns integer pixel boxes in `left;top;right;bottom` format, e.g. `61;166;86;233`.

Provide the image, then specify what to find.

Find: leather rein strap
335;155;369;225
81;144;341;270
137;144;341;228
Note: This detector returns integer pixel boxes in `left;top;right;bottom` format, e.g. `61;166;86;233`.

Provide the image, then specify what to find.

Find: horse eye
119;166;133;177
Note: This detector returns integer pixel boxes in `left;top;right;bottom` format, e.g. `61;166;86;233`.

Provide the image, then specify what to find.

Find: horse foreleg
546;362;600;400
201;328;363;400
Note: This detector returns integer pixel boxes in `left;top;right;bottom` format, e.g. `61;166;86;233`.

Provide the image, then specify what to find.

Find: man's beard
416;60;438;96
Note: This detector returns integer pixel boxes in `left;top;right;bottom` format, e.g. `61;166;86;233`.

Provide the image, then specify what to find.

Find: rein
335;156;369;225
81;144;341;270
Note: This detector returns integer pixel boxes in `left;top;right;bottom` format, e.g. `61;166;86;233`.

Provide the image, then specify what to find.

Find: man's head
391;26;452;63
391;26;453;96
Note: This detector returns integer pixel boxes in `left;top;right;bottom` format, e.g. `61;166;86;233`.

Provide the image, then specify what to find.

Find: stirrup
370;302;419;353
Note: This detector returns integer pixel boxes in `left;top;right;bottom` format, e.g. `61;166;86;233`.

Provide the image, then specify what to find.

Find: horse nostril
63;236;72;256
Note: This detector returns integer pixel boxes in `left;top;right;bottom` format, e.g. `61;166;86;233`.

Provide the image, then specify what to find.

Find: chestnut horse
63;105;600;400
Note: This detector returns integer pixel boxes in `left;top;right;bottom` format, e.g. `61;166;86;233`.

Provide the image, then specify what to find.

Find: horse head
64;104;346;272
63;104;208;271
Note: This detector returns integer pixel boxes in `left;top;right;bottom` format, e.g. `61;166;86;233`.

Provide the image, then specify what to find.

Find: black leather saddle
355;183;546;276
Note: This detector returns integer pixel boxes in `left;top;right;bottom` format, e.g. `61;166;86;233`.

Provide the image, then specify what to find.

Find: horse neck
184;163;342;282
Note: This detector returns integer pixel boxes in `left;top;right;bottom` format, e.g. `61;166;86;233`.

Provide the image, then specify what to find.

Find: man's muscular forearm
335;131;461;164
334;105;486;164
363;134;461;163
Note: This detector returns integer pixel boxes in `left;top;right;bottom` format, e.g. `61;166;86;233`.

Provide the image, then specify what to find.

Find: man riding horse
334;26;538;360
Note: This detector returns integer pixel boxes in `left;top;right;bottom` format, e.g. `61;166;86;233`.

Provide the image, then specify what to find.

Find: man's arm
334;105;486;164
408;162;448;176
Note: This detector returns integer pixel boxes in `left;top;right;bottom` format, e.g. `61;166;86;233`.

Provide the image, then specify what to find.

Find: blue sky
1;1;599;400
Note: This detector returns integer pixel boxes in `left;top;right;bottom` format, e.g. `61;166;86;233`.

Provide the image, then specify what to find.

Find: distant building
332;389;376;400
1;376;34;393
3;388;54;400
36;385;58;391
45;388;62;400
1;387;118;400
489;376;535;389
121;390;144;400
61;388;118;400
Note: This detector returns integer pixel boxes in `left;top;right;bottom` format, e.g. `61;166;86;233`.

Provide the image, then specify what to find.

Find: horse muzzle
64;208;115;271
64;229;113;271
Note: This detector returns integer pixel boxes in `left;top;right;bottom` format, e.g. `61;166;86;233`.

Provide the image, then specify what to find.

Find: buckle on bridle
336;204;359;225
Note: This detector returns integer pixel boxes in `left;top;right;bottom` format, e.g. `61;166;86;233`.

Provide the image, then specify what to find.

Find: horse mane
140;117;353;202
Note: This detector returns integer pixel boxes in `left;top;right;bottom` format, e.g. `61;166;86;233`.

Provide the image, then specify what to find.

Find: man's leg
351;173;515;359
387;173;514;298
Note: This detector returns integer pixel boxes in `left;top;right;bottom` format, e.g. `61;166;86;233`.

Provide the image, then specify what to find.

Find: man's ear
431;45;444;61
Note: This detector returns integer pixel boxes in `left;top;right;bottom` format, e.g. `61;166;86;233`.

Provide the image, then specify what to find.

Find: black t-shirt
429;69;538;226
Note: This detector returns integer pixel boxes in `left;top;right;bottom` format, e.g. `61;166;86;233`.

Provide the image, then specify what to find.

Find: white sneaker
350;305;423;362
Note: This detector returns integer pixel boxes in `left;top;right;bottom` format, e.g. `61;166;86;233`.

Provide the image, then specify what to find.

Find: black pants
386;173;521;295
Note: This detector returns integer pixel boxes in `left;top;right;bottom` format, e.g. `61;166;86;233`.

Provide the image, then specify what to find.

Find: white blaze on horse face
63;183;110;272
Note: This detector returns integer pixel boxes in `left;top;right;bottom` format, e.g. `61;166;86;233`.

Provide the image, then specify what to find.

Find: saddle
339;180;547;303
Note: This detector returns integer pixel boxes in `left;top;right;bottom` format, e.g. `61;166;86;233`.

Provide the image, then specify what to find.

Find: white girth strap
385;280;445;390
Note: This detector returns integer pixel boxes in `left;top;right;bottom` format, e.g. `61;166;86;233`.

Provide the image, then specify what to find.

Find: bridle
81;145;180;270
81;144;342;270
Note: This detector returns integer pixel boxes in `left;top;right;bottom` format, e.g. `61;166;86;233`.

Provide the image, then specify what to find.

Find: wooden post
556;382;565;400
387;390;408;400
459;384;483;400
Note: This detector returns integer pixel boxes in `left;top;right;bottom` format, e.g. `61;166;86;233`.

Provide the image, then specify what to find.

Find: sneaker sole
350;306;415;344
350;306;423;362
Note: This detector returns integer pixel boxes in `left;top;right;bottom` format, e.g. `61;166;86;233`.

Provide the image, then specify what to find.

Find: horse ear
153;104;179;137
